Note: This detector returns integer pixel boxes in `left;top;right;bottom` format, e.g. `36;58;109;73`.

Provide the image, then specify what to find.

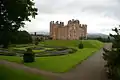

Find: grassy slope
41;40;103;48
0;40;103;72
0;65;47;80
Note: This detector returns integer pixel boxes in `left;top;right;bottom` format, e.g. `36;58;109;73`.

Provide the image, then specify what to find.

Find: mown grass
0;48;97;72
41;40;103;48
0;65;47;80
0;40;104;72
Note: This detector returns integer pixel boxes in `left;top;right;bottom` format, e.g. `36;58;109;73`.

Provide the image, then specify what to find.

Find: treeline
10;31;32;44
87;36;112;42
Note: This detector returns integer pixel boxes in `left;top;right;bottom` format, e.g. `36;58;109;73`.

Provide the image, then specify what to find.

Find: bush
4;52;16;56
9;44;16;47
34;37;40;45
56;47;68;51
78;43;84;49
23;48;35;63
0;49;16;56
11;31;32;44
35;41;39;45
69;48;77;53
103;26;120;80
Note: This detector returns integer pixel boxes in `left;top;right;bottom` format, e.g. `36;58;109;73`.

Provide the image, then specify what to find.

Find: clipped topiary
35;41;39;45
78;43;84;49
69;48;77;53
4;52;16;56
23;48;35;63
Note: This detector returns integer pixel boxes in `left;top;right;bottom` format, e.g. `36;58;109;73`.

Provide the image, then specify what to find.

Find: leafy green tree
11;31;32;44
0;0;37;48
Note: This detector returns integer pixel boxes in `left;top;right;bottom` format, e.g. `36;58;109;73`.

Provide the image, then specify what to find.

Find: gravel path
0;43;111;80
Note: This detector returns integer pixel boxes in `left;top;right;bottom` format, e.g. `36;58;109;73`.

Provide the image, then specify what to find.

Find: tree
0;0;38;48
78;36;84;49
11;31;32;44
103;26;120;79
34;37;39;46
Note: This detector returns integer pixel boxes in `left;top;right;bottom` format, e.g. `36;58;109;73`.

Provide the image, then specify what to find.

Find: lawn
41;40;103;48
0;65;47;80
0;40;104;72
0;48;97;72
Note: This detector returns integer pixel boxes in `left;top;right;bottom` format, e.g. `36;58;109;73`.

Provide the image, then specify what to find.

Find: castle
50;19;87;40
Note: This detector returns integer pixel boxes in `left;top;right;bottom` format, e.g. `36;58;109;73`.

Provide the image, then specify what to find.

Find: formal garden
0;40;103;72
1;0;119;80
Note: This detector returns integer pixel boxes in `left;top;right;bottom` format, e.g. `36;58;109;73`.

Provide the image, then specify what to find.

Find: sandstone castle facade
50;19;87;40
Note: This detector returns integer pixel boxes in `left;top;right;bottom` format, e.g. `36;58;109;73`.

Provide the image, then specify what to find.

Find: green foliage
23;48;35;63
103;26;120;80
87;36;111;42
11;31;32;44
40;37;45;42
34;37;39;45
0;0;37;48
78;43;84;49
3;52;16;56
69;48;77;53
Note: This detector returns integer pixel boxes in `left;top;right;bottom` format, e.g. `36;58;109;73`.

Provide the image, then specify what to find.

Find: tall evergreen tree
103;26;120;80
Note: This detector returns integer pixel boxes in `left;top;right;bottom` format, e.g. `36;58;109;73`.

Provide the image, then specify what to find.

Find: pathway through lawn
0;43;111;80
57;43;111;80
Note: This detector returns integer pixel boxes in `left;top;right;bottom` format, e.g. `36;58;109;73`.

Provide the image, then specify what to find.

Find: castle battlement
50;19;87;40
50;21;64;26
68;19;80;24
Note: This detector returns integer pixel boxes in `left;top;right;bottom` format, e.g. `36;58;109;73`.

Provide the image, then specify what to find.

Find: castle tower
50;21;54;38
50;19;87;40
81;24;87;39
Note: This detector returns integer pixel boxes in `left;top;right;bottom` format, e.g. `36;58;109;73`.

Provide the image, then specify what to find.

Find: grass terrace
0;65;47;80
0;40;104;72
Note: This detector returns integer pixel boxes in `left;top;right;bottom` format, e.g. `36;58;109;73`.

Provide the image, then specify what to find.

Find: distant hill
30;31;109;39
87;33;109;39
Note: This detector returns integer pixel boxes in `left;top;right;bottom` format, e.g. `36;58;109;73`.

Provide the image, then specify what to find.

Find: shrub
9;44;16;47
0;49;16;56
103;26;120;80
69;48;77;53
34;37;39;45
78;43;84;49
35;41;39;45
103;49;120;79
11;31;32;44
4;52;16;56
40;37;45;42
23;48;35;63
56;47;68;51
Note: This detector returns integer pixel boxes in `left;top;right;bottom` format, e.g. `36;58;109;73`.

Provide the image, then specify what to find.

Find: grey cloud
76;0;120;20
35;0;71;14
35;0;120;20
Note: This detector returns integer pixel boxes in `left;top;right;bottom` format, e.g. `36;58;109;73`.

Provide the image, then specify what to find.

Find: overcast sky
23;0;120;34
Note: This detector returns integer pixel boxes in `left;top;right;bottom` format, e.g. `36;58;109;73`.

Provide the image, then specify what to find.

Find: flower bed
0;46;77;57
